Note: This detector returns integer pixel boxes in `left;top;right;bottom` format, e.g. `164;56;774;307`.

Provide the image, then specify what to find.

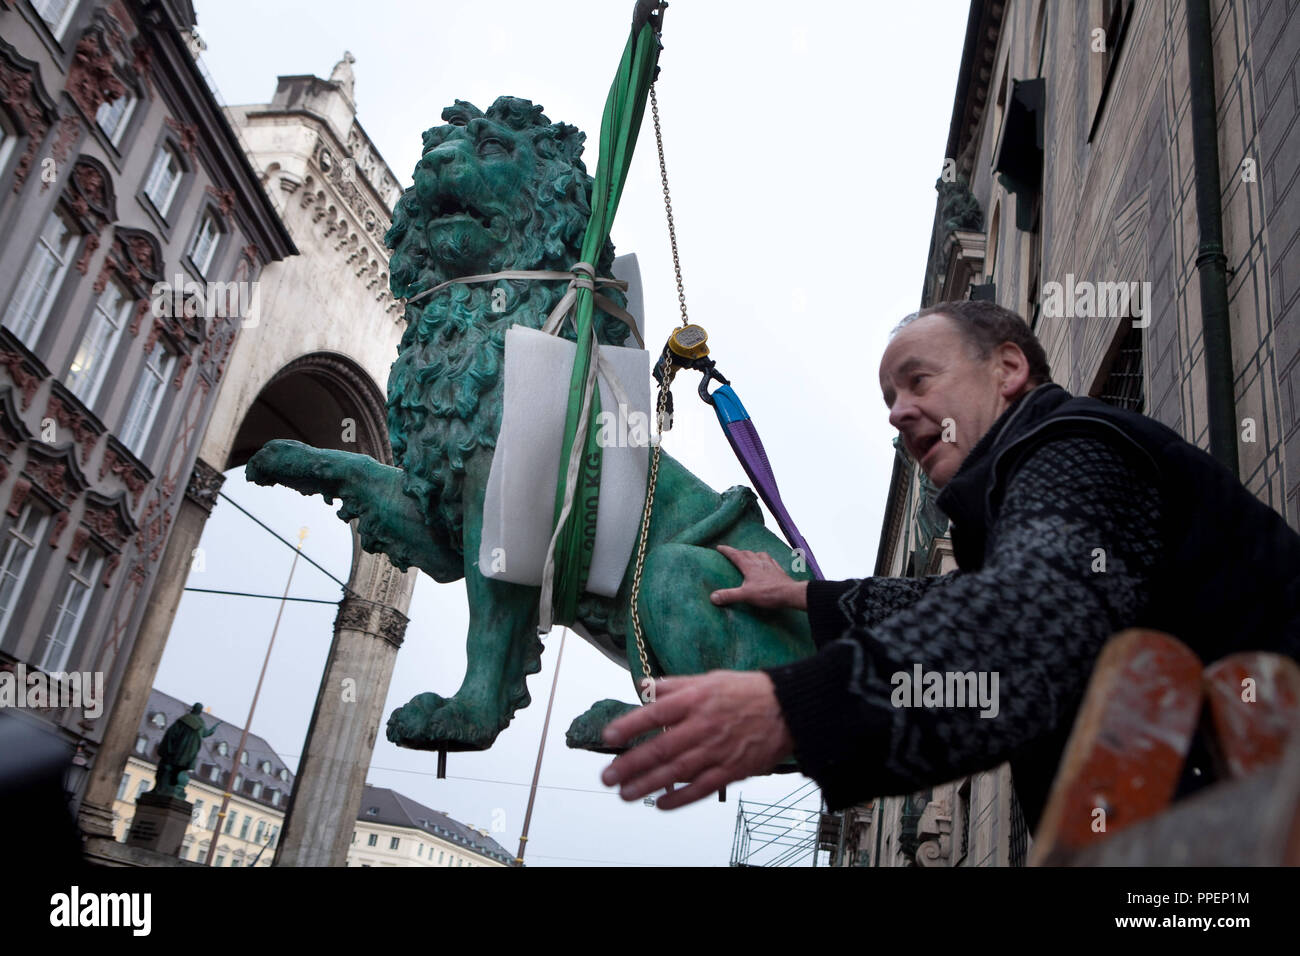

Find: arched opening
227;351;390;470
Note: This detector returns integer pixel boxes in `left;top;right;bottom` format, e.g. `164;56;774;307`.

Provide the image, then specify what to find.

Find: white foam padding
479;325;650;596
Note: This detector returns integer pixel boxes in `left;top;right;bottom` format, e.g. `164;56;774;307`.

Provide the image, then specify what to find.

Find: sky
152;0;971;867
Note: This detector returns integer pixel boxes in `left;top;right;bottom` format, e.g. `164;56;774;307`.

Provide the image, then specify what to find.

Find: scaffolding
728;779;825;867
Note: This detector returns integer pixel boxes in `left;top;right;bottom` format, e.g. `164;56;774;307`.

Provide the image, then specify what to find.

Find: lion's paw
386;692;498;752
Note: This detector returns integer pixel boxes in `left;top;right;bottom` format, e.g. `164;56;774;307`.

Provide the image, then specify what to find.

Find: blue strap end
710;384;750;425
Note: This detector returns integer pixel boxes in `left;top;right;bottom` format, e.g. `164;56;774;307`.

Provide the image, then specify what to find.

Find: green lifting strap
547;0;667;628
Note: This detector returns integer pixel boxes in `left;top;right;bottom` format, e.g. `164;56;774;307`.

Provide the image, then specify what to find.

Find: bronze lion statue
247;97;816;753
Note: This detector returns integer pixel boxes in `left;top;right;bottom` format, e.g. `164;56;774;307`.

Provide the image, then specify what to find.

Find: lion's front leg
387;460;545;750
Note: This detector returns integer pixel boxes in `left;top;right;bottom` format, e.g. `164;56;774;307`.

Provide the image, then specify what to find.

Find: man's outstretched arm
762;433;1163;808
602;433;1162;809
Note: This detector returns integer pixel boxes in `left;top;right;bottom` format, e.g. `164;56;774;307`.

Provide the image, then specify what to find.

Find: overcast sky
153;0;970;867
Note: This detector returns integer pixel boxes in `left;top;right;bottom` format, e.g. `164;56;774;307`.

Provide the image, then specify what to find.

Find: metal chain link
650;85;689;329
627;86;690;715
629;359;675;700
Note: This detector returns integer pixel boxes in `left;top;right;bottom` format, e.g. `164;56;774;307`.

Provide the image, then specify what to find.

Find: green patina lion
246;97;816;755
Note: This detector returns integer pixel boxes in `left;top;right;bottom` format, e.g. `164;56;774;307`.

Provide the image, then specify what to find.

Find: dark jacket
766;382;1300;835
936;382;1300;661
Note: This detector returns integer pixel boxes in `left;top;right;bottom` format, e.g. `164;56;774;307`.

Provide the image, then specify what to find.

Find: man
600;299;1300;830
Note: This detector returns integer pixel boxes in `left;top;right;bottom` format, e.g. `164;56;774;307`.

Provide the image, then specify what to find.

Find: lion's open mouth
429;194;494;230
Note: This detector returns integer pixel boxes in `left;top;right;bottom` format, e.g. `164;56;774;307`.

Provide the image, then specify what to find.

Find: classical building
348;785;514;868
830;0;1300;867
0;0;294;856
113;689;510;867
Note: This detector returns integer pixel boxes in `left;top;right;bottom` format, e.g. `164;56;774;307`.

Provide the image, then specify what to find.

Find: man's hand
711;544;809;609
599;670;795;809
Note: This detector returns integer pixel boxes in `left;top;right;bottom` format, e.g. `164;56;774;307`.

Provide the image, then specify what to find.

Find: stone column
78;459;223;847
273;546;412;867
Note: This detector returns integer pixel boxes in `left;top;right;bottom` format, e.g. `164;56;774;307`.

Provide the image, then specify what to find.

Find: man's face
878;314;1029;488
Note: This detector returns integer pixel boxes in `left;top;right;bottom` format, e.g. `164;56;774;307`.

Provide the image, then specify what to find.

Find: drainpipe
1186;0;1239;476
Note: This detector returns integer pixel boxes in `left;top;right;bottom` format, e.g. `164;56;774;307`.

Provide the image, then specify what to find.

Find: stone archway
78;350;415;868
227;351;413;867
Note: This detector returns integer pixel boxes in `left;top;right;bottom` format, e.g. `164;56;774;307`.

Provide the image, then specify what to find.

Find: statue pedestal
126;792;192;857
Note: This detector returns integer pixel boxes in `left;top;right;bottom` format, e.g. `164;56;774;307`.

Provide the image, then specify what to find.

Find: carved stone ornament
0;331;49;410
66;29;127;123
0;38;58;194
914;797;953;867
99;437;152;508
44;384;106;465
183;458;224;514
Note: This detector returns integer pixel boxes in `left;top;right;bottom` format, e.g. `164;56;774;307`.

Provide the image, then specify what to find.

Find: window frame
118;335;176;458
187;209;222;277
36;542;104;672
0;501;50;639
30;0;79;41
142;144;183;219
65;278;132;409
95;88;137;149
2;207;81;349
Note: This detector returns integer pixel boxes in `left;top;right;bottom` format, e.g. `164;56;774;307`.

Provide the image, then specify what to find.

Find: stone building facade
76;53;420;867
0;0;294;855
833;0;1300;866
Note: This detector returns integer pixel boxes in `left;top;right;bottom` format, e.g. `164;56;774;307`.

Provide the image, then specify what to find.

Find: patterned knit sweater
762;434;1164;829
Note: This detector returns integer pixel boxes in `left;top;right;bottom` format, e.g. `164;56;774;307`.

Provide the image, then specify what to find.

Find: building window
268;826;279;847
150;712;166;728
278;769;289;782
133;779;149;800
214;855;225;867
208;765;220;783
2;210;77;346
239;751;248;765
66;280;132;407
36;545;103;672
224;811;236;835
255;820;265;843
418;843;423;858
389;836;399;850
438;850;444;864
367;833;377;847
133;735;147;754
251;781;262;798
192;799;203;822
271;790;281;807
119;338;175;455
95;90;135;147
239;815;250;840
188;212;220;276
1095;322;1145;413
216;741;228;756
116;773;129;800
179;840;191;860
32;0;78;39
206;806;219;830
260;760;271;774
0;503;49;636
142;145;182;217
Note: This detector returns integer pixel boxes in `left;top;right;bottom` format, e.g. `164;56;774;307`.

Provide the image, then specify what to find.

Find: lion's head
384;97;632;555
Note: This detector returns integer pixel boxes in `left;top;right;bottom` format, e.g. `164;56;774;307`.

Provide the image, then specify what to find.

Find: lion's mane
384;97;632;554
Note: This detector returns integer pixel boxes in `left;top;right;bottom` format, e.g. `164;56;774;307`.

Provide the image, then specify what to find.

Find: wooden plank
1203;652;1300;779
1064;721;1300;865
1029;629;1203;866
